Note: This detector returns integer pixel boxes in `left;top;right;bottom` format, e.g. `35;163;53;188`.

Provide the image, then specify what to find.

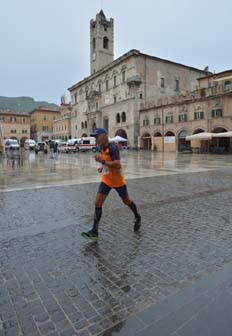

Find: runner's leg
92;192;108;233
115;185;141;231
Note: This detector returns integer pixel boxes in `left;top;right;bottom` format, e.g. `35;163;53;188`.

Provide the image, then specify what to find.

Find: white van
77;137;96;152
4;139;20;151
24;139;36;150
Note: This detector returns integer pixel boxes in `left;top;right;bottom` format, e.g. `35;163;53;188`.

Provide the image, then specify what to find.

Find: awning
186;132;212;141
186;131;232;141
110;135;128;142
212;131;232;137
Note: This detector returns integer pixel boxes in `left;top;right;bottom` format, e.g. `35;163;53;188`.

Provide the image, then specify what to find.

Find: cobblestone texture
1;168;232;335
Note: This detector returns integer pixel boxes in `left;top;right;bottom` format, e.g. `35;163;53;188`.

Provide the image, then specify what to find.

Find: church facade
68;10;207;148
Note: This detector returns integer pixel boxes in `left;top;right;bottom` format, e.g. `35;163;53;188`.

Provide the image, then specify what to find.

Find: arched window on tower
85;121;87;129
116;113;120;123
103;36;109;49
121;112;126;122
93;38;96;50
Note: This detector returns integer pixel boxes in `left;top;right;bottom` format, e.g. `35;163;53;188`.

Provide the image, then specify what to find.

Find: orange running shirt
100;143;126;188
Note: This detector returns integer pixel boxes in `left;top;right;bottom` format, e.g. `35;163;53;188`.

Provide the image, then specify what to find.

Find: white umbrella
110;135;128;142
212;131;232;138
186;132;212;141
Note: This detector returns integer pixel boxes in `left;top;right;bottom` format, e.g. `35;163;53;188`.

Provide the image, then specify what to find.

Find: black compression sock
128;201;139;218
93;207;102;233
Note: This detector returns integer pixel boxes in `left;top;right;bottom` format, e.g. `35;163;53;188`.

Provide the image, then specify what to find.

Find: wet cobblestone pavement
1;152;232;335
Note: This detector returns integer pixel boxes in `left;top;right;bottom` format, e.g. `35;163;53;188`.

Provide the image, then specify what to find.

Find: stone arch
141;132;152;150
178;129;191;152
154;131;162;137
211;126;228;133
82;133;88;137
115;129;128;139
165;130;175;136
210;126;230;153
192;128;206;135
20;137;28;147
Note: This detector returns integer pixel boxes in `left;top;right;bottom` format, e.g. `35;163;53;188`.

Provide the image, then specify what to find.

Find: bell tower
90;10;114;74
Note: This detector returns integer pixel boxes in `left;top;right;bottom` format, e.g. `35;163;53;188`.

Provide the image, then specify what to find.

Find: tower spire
90;11;114;74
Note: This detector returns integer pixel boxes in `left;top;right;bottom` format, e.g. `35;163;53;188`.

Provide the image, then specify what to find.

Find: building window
81;122;84;129
43;115;47;121
22;129;27;134
96;102;99;110
53;116;56;121
175;79;180;92
10;117;17;122
93;38;96;50
0;116;5;121
75;125;77;130
122;71;126;83
211;109;223;118
114;76;117;87
106;79;109;91
161;77;165;88
74;93;78;104
154;117;161;125
224;81;231;92
179;114;187;122
200;88;206;97
22;118;26;124
143;118;149;126
166;116;173;124
11;129;17;133
98;83;101;93
140;94;143;99
116;113;120;123
42;126;49;131
194;111;204;120
85;121;87;128
104;25;108;32
121;112;126;122
103;36;109;49
114;96;117;103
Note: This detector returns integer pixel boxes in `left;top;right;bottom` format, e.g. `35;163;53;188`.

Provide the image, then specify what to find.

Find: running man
81;128;141;241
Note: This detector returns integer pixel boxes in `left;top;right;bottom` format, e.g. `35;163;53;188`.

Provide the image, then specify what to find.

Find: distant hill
0;96;60;113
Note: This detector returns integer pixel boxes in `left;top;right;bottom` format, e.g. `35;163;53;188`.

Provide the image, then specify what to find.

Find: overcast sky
0;0;231;104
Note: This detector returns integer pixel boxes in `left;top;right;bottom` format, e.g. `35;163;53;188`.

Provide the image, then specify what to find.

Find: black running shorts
98;182;128;198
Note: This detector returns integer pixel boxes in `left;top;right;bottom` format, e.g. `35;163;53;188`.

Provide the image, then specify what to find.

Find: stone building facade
139;70;232;152
0;110;30;146
30;108;60;142
53;104;72;141
68;10;207;148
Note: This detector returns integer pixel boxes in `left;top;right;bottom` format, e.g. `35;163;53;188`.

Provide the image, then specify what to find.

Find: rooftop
69;49;209;91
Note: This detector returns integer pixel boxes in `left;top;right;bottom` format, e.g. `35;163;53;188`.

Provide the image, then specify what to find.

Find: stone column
151;136;155;151
137;136;141;149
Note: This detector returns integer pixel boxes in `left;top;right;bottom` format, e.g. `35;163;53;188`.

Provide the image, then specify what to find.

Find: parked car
76;137;96;152
24;139;36;150
4;139;20;151
58;142;68;153
35;141;48;154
